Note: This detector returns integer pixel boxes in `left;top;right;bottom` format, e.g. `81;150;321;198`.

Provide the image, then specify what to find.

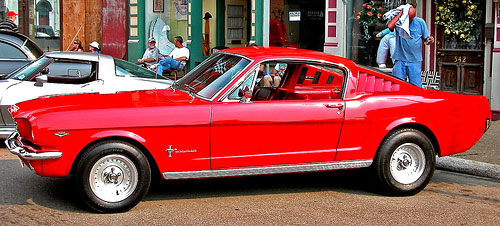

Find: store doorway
269;0;324;51
225;0;248;48
435;1;485;95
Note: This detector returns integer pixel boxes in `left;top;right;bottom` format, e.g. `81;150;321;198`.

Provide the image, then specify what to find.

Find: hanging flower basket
355;1;384;40
434;0;482;42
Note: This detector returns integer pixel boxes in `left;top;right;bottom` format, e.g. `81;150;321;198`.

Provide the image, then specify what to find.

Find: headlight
16;118;33;141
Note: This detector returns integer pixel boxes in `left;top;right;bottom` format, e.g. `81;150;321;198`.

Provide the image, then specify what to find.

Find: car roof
221;47;357;67
45;51;113;62
0;30;32;46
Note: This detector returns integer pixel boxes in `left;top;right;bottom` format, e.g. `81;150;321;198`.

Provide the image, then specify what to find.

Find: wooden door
437;50;483;95
435;2;485;95
102;0;127;59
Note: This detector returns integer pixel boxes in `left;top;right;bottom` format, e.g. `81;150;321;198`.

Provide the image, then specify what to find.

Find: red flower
357;11;361;16
356;16;360;20
379;6;383;10
377;13;382;18
367;12;373;17
362;4;366;7
367;5;372;9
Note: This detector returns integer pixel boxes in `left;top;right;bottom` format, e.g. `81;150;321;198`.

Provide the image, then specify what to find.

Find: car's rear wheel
75;141;151;213
374;128;435;195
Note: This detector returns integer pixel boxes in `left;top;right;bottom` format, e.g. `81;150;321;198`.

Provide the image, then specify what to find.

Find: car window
228;70;256;100
0;41;27;59
22;39;43;59
114;58;159;79
42;60;97;84
248;61;346;101
177;54;250;100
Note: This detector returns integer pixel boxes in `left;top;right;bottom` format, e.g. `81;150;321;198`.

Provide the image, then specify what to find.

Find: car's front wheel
374;128;435;195
75;141;151;213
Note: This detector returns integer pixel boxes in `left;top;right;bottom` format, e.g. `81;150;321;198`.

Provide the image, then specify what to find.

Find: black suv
0;30;44;77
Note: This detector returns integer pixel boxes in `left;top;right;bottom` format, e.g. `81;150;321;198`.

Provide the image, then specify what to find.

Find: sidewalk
436;119;500;180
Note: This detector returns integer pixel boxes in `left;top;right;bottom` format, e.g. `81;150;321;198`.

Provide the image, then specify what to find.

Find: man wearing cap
0;11;19;32
137;37;161;67
156;36;190;76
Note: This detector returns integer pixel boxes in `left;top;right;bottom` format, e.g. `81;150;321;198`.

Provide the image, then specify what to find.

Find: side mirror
239;85;252;103
41;67;50;75
34;75;48;87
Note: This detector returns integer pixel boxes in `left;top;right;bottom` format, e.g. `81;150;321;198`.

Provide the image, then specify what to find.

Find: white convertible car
0;52;172;138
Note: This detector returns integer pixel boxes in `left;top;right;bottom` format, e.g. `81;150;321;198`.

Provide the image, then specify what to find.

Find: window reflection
34;0;61;51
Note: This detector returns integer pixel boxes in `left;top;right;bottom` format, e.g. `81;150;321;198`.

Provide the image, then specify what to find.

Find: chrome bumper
0;125;16;139
4;132;62;161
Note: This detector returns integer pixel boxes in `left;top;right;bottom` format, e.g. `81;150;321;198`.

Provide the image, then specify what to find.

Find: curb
436;156;500;180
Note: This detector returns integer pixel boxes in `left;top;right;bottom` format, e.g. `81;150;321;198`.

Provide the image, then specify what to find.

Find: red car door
210;99;345;169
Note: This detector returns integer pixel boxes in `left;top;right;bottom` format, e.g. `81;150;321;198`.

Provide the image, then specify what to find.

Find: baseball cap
7;11;18;17
148;37;156;42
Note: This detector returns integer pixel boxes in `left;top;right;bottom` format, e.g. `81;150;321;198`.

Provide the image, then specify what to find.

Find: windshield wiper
183;83;195;93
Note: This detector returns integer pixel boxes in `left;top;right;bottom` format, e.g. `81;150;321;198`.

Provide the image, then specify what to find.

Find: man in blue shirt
388;5;434;87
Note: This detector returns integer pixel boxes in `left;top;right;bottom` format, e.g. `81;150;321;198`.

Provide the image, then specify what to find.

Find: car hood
11;88;202;120
0;79;22;92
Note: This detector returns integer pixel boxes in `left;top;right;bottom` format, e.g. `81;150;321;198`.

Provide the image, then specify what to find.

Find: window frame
220;59;351;102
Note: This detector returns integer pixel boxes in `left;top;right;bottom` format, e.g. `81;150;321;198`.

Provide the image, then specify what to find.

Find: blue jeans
392;60;422;87
157;57;182;75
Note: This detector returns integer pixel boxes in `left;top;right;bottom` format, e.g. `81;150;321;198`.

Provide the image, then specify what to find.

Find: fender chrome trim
162;160;372;180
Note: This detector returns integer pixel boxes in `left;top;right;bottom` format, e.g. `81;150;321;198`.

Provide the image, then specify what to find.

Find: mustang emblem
9;105;19;113
54;132;69;137
166;145;177;158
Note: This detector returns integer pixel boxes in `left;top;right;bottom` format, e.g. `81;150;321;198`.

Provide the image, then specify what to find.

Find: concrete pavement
437;119;500;180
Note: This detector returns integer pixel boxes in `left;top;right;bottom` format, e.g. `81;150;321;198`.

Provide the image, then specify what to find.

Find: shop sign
289;11;301;22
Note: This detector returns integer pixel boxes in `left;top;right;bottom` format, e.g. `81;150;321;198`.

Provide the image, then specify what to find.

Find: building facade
126;0;500;111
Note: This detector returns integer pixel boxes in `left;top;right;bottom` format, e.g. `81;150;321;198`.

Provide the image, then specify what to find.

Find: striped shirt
0;20;18;32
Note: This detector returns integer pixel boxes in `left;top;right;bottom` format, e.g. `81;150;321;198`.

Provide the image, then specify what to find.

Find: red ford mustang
5;47;491;212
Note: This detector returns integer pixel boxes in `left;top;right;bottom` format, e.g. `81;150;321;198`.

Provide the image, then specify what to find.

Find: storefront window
34;0;60;51
346;0;405;67
2;0;18;24
268;0;325;51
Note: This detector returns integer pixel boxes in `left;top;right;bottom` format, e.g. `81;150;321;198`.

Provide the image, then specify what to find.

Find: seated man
137;37;161;67
157;36;190;76
259;69;281;87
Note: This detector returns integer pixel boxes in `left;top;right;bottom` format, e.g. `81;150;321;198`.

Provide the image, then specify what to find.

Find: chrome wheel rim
89;154;138;203
389;143;426;184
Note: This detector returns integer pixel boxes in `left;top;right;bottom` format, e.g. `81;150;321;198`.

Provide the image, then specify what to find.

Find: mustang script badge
166;145;197;158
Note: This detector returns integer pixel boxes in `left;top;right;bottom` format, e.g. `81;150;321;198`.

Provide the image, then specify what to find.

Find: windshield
114;58;160;79
8;56;53;81
177;54;250;99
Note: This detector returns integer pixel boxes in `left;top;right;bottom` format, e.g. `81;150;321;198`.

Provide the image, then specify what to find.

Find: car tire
75;141;151;213
374;128;435;196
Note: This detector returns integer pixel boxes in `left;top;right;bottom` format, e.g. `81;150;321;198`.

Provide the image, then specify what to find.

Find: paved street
1;148;499;225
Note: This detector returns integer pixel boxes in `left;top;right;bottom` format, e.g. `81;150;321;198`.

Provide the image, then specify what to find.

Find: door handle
326;103;344;110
